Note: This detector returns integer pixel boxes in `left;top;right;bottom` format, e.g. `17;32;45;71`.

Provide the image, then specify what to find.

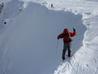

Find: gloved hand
73;27;76;32
57;36;59;40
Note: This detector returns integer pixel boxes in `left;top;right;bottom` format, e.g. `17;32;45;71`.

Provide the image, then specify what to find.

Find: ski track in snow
1;0;98;74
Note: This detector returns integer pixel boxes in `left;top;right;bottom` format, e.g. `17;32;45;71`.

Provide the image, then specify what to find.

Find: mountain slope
0;0;98;74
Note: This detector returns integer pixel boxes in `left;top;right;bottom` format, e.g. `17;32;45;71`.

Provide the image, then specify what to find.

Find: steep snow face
17;0;98;74
29;0;98;74
0;1;85;74
1;0;98;74
54;16;98;74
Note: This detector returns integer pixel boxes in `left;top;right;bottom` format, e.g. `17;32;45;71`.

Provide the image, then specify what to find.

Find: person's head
63;28;68;33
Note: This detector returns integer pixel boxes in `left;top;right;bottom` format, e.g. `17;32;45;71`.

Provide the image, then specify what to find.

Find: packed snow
0;0;98;74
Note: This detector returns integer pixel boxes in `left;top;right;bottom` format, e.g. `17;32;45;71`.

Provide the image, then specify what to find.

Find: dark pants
62;43;71;60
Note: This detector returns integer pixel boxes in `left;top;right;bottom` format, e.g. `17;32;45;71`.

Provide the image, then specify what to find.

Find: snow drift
0;0;98;74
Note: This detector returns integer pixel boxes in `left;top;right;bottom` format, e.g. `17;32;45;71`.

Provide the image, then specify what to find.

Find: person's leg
62;44;67;60
68;44;71;57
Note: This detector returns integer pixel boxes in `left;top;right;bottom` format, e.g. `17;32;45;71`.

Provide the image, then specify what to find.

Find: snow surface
0;1;84;74
0;0;98;74
18;0;98;74
28;0;98;74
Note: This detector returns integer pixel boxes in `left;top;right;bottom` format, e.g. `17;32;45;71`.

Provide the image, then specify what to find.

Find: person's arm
57;33;64;39
69;28;76;37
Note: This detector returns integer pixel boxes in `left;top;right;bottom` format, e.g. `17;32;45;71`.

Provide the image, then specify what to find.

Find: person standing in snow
51;4;54;8
57;28;76;60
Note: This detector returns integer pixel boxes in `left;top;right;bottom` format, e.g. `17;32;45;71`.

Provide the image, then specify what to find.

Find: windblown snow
0;0;98;74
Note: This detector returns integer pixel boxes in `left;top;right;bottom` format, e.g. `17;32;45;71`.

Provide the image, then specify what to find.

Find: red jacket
57;28;76;44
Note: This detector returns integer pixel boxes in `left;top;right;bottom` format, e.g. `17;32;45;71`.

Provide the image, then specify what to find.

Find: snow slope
0;0;98;74
18;0;98;74
54;16;98;74
28;0;98;74
0;0;84;74
30;0;98;74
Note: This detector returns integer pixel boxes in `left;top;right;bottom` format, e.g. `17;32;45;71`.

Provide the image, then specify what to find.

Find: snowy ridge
19;0;98;18
3;0;98;21
0;0;98;74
